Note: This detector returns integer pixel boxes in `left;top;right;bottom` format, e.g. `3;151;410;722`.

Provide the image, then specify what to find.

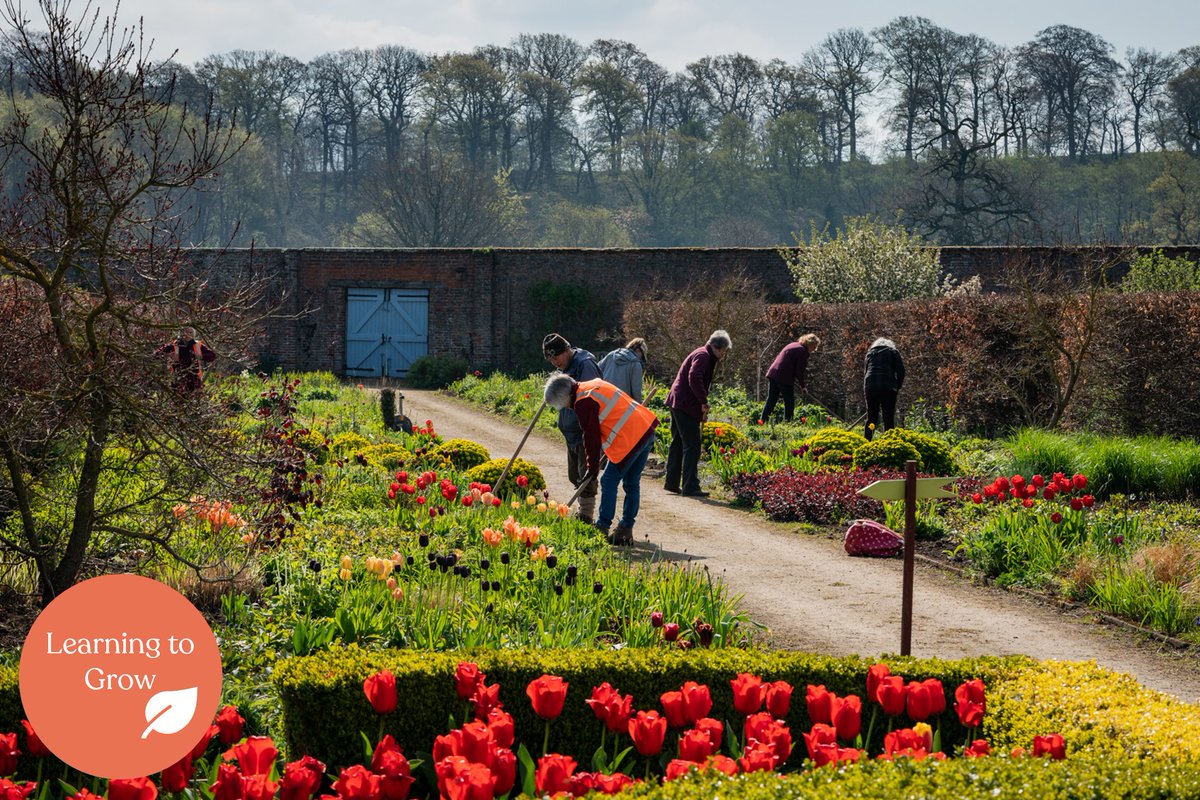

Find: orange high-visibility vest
576;379;658;464
172;340;206;379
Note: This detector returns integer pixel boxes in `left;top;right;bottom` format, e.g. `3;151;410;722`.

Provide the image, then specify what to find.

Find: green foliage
427;438;491;471
464;457;546;492
625;758;1200;800
1122;248;1200;292
816;449;856;469
701;420;746;453
877;428;957;474
853;436;922;471
781;216;958;303
357;442;412;471
953;437;1014;478
405;354;470;389
274;647;1030;770
330;431;372;456
1009;429;1083;478
523;280;616;373
291;428;331;464
801;427;868;461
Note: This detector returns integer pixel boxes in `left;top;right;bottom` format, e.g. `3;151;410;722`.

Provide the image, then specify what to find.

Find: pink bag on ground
844;519;904;557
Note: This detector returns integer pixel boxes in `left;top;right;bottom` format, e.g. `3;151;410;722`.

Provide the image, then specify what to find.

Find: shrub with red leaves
732;467;891;523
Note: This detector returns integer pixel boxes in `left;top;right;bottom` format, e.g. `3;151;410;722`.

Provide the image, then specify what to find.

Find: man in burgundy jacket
664;329;732;498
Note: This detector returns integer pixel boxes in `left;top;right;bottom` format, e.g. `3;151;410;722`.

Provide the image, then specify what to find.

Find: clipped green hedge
464;458;547;493
624;756;1200;799
274;647;1030;770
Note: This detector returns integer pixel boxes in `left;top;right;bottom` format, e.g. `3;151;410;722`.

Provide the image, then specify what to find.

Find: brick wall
187;246;1200;375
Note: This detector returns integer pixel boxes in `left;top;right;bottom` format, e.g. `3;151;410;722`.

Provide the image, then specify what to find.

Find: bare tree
363;44;427;161
1121;48;1176;153
0;0;278;602
804;28;880;163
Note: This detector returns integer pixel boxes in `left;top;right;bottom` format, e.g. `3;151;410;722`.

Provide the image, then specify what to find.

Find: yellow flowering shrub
988;660;1200;761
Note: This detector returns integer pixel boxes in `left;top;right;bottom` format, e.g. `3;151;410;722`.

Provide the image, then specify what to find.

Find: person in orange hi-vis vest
544;374;659;546
155;326;216;393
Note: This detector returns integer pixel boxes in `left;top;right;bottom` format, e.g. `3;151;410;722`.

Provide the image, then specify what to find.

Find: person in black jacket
544;332;603;523
863;337;905;441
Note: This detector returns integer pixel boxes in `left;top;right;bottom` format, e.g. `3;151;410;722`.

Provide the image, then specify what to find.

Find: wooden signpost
857;461;957;656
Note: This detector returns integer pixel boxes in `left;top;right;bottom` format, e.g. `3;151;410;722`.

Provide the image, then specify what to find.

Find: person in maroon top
155;327;216;392
664;329;732;498
758;333;820;424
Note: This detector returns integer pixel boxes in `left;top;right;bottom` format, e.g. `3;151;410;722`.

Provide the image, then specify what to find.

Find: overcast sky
90;0;1198;69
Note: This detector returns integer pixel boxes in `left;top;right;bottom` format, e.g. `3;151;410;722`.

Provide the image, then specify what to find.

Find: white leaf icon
140;687;198;739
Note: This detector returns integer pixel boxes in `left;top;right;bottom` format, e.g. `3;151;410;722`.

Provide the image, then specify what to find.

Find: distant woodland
5;17;1200;247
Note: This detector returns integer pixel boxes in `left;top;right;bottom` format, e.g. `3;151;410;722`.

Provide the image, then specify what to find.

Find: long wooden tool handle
494;399;548;494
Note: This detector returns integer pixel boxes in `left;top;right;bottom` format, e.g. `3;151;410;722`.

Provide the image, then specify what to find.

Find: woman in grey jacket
598;338;647;402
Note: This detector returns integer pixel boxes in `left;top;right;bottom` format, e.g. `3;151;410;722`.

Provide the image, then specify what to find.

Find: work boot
606;524;633;546
593;521;610;536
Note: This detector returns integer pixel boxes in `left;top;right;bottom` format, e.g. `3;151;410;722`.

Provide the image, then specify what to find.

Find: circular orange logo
19;574;223;778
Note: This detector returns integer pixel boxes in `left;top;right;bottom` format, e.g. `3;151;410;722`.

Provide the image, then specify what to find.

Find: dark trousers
759;378;795;423
864;388;898;440
664;410;703;494
567;441;597;519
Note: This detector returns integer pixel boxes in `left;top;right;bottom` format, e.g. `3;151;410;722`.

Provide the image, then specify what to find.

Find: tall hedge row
624;292;1200;435
272;647;1032;770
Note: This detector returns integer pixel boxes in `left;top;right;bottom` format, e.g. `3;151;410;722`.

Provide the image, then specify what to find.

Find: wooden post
901;459;917;656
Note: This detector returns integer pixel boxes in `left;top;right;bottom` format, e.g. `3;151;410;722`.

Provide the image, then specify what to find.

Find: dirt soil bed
407;388;1200;703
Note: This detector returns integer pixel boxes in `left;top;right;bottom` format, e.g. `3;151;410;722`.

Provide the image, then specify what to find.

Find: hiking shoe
682;489;710;498
606;525;633;546
663;484;682;494
593;522;611;536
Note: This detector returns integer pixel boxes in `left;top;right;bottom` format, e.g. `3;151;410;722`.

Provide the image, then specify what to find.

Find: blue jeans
596;433;656;530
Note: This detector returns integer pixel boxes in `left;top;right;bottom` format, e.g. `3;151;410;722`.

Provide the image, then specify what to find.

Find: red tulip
487;746;516;796
738;741;778;773
1051;512;1063;524
802;723;837;761
829;695;862;741
1070;497;1083;511
435;757;493;800
18;722;49;759
659;691;689;728
0;734;19;776
372;740;414;800
662;622;680;641
664;760;697;780
884;727;930;756
679;681;713;724
678;728;715;763
244;775;279;800
457;722;494;765
593;771;637;793
470;682;502;720
224;736;278;777
364;670;398;714
1033;734;1066;760
526;674;569;720
954;679;987;728
280;756;325;800
695;717;724;749
210;765;244;800
707;754;739;776
107;776;157;800
486;708;515;748
1082;494;1095;508
586;683;617;721
1072;473;1088;490
743;713;791;763
534;754;577;795
765;681;793;719
160;754;194;794
971;493;983;503
866;664;890;704
963;739;991;757
805;685;834;725
214;705;246;745
876;676;906;716
1031;474;1045;488
1043;487;1057;500
628;710;667;756
334;764;382;799
190;725;219;760
906;679;945;722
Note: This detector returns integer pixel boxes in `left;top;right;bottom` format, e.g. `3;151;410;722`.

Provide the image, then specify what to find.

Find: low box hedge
624;756;1200;799
273;646;1032;769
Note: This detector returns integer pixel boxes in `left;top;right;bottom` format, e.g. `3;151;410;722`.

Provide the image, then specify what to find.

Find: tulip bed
3;373;1200;799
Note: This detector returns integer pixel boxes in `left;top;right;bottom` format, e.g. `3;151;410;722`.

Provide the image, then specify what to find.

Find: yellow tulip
338;568;351;581
340;555;352;570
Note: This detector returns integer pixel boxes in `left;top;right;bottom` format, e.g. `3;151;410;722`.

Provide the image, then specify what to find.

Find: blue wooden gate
344;288;429;377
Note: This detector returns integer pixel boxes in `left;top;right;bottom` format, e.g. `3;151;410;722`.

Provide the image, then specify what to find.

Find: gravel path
405;389;1200;702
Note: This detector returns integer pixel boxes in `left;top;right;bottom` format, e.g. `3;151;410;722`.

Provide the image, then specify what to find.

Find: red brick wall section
184;247;1200;391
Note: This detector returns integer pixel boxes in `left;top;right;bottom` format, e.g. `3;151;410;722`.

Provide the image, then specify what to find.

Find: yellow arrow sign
857;477;959;502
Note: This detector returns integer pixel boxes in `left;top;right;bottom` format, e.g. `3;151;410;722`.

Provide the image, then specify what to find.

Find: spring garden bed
1;372;1198;798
